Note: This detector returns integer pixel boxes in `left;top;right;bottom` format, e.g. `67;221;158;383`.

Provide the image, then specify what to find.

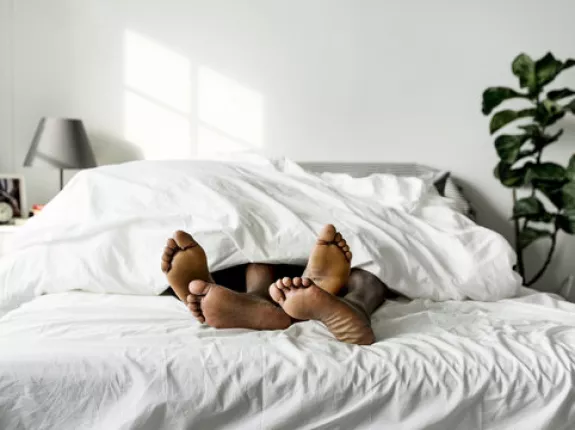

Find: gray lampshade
24;118;97;169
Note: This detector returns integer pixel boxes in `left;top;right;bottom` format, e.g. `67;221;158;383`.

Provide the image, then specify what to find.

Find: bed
1;157;574;430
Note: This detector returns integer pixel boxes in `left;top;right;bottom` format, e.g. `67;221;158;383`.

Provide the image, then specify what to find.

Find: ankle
246;291;273;302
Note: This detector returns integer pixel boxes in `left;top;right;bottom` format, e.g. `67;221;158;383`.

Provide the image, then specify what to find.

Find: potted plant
482;53;575;286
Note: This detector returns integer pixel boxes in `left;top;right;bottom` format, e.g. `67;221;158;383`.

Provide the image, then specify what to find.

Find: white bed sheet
1;290;575;430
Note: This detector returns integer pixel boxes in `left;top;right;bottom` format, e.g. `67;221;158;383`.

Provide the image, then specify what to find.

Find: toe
301;277;312;287
161;261;170;273
162;252;172;263
342;245;350;253
187;293;202;304
334;232;342;243
173;230;199;250
269;283;286;303
282;277;292;288
189;280;211;295
188;302;201;312
277;279;291;291
318;224;337;243
166;238;178;250
191;310;205;323
346;251;352;261
292;277;302;287
338;239;346;248
163;246;175;257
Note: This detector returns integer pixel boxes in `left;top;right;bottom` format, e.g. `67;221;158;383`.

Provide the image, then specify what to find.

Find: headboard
297;162;476;220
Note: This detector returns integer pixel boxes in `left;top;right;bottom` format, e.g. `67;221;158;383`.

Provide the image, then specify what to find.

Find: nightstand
0;220;27;258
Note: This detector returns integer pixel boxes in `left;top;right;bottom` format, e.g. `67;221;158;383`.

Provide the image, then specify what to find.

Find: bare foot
161;230;214;303
303;224;352;295
187;280;292;330
269;277;375;345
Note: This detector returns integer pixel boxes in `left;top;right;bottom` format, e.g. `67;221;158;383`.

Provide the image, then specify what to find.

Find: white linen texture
2;290;575;430
0;157;520;315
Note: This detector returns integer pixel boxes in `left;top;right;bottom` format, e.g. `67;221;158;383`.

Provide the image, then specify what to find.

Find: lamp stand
60;168;64;191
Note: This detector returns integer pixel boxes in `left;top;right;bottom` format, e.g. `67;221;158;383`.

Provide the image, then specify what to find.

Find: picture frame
0;174;27;220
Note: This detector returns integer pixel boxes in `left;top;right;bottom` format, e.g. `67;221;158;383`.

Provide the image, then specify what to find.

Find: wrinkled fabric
1;290;574;430
0;158;519;316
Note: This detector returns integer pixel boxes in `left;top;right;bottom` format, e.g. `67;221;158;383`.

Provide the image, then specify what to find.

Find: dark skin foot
187;280;292;329
269;277;375;345
161;231;214;303
162;232;291;329
303;224;352;295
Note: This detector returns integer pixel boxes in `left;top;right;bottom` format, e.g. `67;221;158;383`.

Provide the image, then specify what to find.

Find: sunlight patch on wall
124;31;191;114
122;31;266;160
124;92;191;159
123;30;192;159
197;66;264;157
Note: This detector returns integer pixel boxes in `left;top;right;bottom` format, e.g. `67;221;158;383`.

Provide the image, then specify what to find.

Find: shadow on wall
457;178;557;290
91;133;144;165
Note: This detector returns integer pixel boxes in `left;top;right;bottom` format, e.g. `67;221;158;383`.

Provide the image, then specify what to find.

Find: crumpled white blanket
1;289;574;430
0;157;520;315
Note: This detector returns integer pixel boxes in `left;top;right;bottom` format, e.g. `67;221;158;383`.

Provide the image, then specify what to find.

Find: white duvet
1;290;575;430
0;157;571;429
0;157;520;316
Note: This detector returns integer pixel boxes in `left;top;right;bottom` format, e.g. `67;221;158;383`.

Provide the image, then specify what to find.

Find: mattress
2;290;575;430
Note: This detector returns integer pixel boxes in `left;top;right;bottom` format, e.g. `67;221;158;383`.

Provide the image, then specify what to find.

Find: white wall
1;0;574;291
0;0;12;174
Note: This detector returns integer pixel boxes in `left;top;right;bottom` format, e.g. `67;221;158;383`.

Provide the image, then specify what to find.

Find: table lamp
24;118;97;190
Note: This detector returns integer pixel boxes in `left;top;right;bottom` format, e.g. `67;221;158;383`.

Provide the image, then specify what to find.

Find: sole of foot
303;224;352;295
161;230;214;303
269;276;375;345
187;280;292;330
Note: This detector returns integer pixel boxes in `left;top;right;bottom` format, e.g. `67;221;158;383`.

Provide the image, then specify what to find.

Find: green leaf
562;59;575;72
516;150;537;161
482;87;526;115
567;155;575;181
556;210;575;234
548;88;575;101
542;129;564;145
566;98;575;114
518;124;541;134
494;134;530;163
494;162;526;188
532;129;564;150
490;108;535;134
512;54;537;92
542;99;562;113
512;196;553;222
546;111;566;127
514;197;543;216
527;162;567;182
535;53;563;88
563;182;575;210
543;181;575;210
535;99;564;125
518;227;551;249
535;181;565;209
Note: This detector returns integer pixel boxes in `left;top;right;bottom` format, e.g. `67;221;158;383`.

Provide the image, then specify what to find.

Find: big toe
269;283;285;304
173;230;198;250
317;224;337;244
189;279;211;296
